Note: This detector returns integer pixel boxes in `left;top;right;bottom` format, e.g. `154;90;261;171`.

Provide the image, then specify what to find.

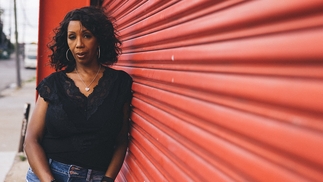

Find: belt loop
86;169;92;181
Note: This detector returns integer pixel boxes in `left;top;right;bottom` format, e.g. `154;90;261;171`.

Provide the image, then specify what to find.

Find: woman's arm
24;96;55;181
104;102;131;180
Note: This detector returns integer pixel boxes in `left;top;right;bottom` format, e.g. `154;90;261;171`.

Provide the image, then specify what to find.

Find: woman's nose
76;37;84;48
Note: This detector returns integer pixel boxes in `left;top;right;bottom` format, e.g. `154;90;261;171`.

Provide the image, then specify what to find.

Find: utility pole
14;0;21;88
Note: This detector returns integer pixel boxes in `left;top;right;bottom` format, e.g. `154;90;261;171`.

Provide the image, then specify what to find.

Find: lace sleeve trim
36;73;59;102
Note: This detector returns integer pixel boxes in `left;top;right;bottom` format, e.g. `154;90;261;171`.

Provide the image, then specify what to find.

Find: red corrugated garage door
102;1;323;181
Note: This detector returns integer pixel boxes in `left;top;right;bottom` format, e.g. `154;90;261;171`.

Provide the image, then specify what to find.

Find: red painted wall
37;0;90;85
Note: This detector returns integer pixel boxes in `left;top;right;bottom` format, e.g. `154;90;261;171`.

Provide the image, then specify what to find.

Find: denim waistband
49;158;105;181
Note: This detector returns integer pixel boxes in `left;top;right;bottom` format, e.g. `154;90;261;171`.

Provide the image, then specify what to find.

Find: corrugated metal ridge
109;1;147;22
119;1;323;52
118;0;244;39
102;0;127;15
131;93;321;181
122;151;149;181
131;122;202;181
129;139;166;181
132;98;243;181
112;0;181;32
121;20;323;54
117;62;323;79
132;73;322;132
119;27;323;64
130;84;323;181
118;66;323;120
132;80;323;162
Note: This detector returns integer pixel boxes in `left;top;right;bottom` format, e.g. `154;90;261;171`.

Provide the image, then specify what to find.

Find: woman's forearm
25;96;53;181
25;140;54;182
104;139;128;179
104;103;130;179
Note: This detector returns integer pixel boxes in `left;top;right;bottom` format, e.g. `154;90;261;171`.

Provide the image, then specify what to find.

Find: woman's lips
76;52;86;59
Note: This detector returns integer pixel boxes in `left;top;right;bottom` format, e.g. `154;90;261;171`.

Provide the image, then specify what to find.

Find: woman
25;6;132;182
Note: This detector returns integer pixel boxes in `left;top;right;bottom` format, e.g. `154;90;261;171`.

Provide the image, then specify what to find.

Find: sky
0;0;39;43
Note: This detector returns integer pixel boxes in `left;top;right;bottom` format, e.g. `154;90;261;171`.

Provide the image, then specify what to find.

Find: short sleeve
36;73;58;102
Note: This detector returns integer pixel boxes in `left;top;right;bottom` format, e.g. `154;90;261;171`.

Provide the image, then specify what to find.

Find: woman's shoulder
37;71;66;101
105;67;132;81
38;71;67;87
42;70;65;80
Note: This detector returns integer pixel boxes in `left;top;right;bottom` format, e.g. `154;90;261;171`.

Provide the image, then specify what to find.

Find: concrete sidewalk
0;78;36;182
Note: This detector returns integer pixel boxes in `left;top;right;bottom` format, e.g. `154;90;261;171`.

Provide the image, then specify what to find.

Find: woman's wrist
101;176;114;182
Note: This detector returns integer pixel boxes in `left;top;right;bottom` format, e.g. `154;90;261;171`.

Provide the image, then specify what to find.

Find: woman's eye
68;35;76;40
84;34;92;38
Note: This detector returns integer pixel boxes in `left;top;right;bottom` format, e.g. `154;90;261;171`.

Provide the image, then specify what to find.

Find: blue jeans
26;159;105;182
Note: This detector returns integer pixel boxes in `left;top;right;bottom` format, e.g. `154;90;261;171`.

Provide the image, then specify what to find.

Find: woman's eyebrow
81;29;91;33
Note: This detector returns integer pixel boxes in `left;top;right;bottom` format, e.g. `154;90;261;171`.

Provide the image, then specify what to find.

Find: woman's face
67;20;99;65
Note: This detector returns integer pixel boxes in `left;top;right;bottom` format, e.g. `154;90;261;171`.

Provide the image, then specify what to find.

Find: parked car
0;49;9;59
24;43;37;68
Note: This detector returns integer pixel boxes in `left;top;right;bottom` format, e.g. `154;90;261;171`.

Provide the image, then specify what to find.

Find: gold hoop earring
66;49;72;62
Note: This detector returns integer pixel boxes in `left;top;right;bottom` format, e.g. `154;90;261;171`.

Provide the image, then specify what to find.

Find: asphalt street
0;55;36;92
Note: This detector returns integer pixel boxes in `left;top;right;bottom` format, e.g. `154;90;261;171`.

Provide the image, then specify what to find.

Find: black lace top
37;67;133;171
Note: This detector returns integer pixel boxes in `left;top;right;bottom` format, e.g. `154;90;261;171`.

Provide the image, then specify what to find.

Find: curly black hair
48;6;121;72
